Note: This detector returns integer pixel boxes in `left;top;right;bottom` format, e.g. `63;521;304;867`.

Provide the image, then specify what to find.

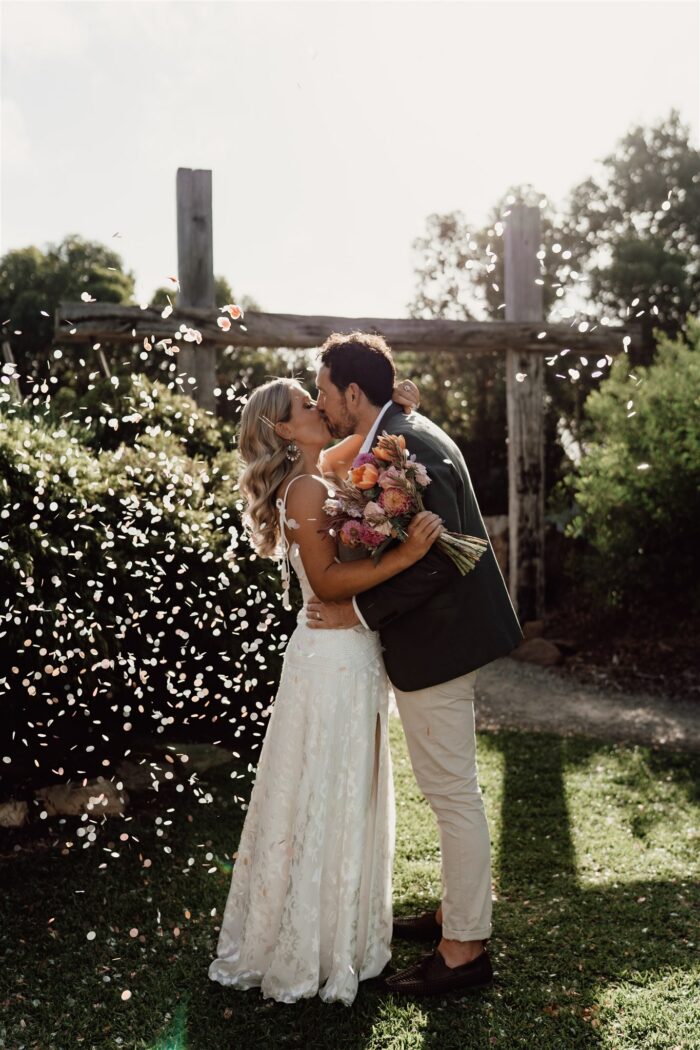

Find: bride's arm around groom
311;401;523;692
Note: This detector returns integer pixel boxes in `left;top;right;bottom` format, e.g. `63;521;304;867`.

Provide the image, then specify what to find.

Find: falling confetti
0;317;296;891
0;261;650;999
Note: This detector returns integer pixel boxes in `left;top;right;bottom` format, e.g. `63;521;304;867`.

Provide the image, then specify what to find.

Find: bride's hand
392;378;420;414
306;598;360;629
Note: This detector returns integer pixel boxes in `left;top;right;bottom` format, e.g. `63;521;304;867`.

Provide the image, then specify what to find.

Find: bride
208;375;441;1006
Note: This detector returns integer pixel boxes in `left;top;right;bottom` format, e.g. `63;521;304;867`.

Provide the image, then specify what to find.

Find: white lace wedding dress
208;473;395;1006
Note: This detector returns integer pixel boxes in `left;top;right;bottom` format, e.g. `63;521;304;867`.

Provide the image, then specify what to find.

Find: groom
310;330;523;997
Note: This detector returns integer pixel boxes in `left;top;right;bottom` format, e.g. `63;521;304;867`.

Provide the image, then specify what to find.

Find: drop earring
286;440;301;462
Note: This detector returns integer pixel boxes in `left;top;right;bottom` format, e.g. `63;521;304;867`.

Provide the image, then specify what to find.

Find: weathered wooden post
504;203;545;623
176;167;217;412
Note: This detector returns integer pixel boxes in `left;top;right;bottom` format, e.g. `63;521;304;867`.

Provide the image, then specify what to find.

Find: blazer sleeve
354;431;463;631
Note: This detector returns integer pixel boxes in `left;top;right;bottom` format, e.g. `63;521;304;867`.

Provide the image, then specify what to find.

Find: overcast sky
2;0;698;319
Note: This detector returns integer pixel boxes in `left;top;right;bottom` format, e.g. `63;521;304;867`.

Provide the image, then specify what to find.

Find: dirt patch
465;656;700;752
542;598;700;703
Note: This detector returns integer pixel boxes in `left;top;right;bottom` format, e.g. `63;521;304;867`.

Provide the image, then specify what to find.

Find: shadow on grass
439;731;697;1048
392;731;699;1049
2;730;698;1050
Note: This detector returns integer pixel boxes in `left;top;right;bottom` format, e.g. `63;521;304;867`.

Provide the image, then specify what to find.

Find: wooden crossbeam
54;302;642;356
51;172;644;631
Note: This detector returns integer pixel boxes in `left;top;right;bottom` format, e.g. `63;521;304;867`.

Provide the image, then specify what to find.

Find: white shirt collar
359;400;395;454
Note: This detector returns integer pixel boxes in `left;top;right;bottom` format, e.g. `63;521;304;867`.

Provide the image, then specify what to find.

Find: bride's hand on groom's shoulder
392;378;420;414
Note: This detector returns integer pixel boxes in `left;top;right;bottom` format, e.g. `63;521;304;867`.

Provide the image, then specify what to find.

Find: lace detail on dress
208;471;394;1006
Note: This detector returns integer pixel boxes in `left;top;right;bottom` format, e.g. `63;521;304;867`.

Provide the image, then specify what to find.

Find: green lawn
2;720;698;1049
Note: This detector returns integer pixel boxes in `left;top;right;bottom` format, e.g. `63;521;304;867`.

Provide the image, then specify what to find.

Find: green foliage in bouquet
561;314;700;608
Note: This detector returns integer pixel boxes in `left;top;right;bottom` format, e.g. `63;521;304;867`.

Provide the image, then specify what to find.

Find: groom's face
315;364;359;439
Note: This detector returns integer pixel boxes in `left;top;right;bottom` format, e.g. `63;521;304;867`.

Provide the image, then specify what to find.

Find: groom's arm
353;433;464;631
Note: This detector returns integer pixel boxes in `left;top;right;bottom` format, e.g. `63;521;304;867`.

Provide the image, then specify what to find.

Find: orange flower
349;463;379;490
372;433;406;461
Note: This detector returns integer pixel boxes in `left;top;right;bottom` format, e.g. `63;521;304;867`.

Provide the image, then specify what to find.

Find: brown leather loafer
384;946;494;997
392;910;442;942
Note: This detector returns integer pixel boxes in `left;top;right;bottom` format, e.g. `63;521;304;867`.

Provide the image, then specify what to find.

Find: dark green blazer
353;403;523;692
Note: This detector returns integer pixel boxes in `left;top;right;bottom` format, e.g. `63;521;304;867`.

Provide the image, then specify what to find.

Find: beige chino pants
392;669;493;942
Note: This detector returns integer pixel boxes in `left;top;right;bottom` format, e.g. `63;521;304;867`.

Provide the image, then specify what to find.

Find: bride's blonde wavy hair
237;377;305;559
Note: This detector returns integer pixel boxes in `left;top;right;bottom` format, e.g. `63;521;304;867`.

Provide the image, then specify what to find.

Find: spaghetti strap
281;472;312;509
275;473;329;610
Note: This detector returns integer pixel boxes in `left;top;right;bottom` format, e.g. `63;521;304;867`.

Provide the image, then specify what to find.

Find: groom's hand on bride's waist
306;598;360;629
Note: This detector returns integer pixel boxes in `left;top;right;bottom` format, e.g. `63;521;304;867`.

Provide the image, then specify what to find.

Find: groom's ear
346;382;361;404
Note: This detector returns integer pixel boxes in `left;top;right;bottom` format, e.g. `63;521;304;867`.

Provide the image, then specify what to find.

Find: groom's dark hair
318;331;396;407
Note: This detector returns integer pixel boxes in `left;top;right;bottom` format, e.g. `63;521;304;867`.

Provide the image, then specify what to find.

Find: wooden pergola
55;168;641;624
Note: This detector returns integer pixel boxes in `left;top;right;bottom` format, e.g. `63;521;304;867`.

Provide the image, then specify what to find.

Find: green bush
0;387;297;787
50;371;235;459
562;314;700;608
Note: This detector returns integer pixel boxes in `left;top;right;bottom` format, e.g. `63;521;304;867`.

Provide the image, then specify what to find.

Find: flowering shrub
0;392;296;785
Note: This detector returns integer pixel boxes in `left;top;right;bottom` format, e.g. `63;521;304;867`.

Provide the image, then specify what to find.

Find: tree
559;108;700;362
0;235;135;388
407;187;567;513
406;110;700;512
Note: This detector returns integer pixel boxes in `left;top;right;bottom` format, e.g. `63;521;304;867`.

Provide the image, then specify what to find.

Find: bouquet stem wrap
414;490;488;575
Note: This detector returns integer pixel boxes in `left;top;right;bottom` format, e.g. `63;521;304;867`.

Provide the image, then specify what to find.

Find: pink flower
377;465;403;489
359;523;387;548
412;462;430;487
352;452;378;469
339;518;388;549
379;487;413;516
339;519;364;548
363;500;385;520
363;501;393;536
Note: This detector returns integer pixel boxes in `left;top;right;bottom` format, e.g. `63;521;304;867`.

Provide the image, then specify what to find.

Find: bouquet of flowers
321;431;489;575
